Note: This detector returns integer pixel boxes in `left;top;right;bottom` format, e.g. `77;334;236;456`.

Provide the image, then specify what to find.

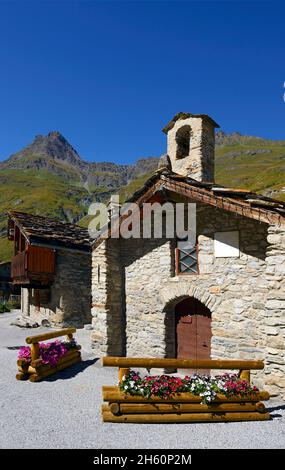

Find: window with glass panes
176;239;198;274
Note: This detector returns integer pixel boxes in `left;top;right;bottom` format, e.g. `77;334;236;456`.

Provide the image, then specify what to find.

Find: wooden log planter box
102;357;271;423
16;328;81;382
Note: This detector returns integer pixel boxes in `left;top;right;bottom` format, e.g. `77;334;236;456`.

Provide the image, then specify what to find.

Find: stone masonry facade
21;248;91;328
91;204;285;399
167;116;216;181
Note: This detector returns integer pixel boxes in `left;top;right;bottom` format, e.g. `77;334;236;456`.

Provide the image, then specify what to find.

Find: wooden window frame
175;242;199;276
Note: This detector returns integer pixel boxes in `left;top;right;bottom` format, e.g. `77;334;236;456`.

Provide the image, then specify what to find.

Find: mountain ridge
0;131;159;190
0;129;284;262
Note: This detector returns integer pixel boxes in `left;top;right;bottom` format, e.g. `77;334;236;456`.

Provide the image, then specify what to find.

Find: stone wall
160;206;285;398
167;117;215;181
262;225;285;397
91;240;125;355
21;249;91;328
121;237;175;357
90;204;285;398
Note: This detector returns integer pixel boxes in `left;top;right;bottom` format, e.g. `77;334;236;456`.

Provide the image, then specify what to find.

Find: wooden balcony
11;245;55;287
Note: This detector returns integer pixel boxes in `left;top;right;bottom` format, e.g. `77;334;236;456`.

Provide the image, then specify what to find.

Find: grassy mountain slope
0;168;91;262
215;137;285;201
0;132;159;261
117;137;285;204
0;131;284;262
216;145;285;201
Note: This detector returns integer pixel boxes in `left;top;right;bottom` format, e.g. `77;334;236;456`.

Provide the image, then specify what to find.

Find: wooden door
175;298;211;362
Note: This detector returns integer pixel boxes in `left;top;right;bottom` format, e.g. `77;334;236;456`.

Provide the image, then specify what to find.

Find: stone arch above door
160;282;222;313
161;282;223;360
175;297;211;361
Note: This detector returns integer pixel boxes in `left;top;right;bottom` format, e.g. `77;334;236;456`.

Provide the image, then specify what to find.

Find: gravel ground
0;311;284;449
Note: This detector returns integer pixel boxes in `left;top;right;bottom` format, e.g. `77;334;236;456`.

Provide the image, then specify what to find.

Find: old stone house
90;113;285;398
8;211;92;327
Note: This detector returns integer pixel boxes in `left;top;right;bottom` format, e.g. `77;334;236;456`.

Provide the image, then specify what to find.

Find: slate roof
92;170;285;249
8;211;92;252
127;171;285;216
162;112;220;134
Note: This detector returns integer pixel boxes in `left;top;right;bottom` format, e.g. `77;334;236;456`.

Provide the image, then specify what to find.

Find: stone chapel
90;112;285;398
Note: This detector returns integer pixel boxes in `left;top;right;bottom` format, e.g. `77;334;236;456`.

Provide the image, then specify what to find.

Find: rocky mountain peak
29;131;81;163
215;130;242;145
2;131;82;167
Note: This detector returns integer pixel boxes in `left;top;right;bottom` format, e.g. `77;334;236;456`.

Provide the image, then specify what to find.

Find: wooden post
30;342;40;362
239;370;251;383
118;367;130;383
26;327;76;344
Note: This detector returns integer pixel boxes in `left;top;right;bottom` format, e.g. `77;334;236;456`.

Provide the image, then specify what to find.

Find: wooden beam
26;328;76;344
161;177;283;226
102;389;270;403
29;355;81;382
102;410;270;423
107;401;266;416
102;357;264;370
31;349;81;371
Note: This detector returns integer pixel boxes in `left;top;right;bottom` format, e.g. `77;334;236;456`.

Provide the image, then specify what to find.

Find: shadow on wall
104;237;176;356
196;207;269;262
29;284;92;328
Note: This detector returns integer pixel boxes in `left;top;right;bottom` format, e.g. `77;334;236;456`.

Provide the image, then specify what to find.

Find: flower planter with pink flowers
16;328;81;382
101;357;271;423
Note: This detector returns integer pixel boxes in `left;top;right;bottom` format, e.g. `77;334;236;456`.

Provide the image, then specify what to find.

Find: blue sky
0;0;284;164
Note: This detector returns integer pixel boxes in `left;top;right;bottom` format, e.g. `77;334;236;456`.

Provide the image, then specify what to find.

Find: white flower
124;385;128;390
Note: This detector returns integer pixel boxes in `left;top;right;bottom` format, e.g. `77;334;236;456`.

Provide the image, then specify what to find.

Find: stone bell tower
162;112;219;182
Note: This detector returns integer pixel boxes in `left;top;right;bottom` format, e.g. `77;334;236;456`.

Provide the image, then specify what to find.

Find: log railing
16;328;81;382
101;357;270;423
102;356;265;384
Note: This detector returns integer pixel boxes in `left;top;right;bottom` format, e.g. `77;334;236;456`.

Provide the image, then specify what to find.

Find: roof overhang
162;112;220;134
92;172;285;250
7;211;91;253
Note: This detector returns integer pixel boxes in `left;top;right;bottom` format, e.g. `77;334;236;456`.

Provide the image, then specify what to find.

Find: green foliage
0;135;284;263
118;171;155;203
215;143;285;200
78;214;95;228
0;169;91;262
119;141;285;203
0;303;10;313
0;237;13;262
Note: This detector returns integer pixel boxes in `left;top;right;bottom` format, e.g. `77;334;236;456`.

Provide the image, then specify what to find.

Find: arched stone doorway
175;297;211;360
